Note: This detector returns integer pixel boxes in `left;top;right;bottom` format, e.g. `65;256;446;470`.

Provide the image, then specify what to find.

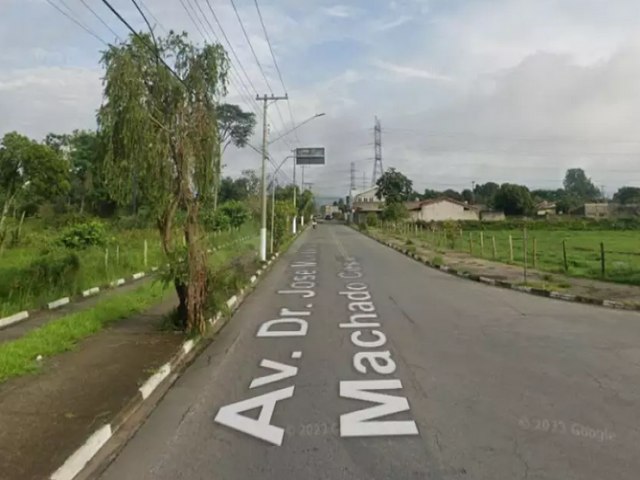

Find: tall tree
473;182;499;205
613;186;640;205
376;168;413;204
213;104;256;208
563;168;600;201
493;183;534;216
0;132;69;238
98;31;228;332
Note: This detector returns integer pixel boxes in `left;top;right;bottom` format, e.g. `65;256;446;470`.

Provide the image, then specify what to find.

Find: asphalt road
99;224;640;480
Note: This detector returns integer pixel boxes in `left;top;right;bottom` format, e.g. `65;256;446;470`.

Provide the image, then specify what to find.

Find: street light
268;113;326;146
260;113;326;260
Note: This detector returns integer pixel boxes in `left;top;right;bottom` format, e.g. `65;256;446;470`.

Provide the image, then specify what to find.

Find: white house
351;185;383;203
408;198;479;222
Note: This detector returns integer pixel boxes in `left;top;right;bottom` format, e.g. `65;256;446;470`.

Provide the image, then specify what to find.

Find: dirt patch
0;298;182;480
375;231;640;309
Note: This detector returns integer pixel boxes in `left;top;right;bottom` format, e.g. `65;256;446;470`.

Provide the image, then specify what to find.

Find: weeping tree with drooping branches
98;31;228;333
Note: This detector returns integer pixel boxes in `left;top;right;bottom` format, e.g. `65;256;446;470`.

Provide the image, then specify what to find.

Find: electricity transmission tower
350;162;356;192
371;116;383;186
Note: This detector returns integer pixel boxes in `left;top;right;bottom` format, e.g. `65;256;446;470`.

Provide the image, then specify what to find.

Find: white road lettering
351;330;387;348
214;386;295;446
257;318;308;337
339;380;418;437
353;351;396;375
250;359;298;389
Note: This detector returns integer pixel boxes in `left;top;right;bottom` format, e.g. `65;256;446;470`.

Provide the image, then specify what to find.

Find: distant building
572;203;611;218
408;198;480;222
321;204;340;217
536;201;557;217
572;202;640;218
351;185;383;203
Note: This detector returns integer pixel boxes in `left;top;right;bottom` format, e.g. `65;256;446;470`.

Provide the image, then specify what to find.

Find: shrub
366;214;379;227
58;220;107;249
24;249;81;290
358;222;368;232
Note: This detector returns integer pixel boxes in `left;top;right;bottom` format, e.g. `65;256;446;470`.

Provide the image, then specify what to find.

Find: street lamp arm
268;113;326;146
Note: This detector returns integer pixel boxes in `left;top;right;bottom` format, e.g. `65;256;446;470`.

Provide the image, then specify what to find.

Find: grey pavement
99;224;640;480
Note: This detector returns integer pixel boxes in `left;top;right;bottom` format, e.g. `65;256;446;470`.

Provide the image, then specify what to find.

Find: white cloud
322;5;358;18
0;67;101;139
372;15;412;31
371;59;454;82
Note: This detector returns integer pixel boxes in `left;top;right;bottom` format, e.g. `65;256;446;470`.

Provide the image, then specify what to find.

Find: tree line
371;167;635;217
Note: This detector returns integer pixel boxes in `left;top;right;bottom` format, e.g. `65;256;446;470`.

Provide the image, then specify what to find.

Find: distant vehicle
324;215;332;220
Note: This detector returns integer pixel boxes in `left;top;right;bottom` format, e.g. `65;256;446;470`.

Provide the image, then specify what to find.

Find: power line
77;0;122;41
45;0;109;45
229;0;272;92
100;0;187;88
138;0;168;35
253;0;299;144
178;0;262;120
227;0;291;142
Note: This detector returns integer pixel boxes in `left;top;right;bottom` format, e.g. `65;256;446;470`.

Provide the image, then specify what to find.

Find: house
350;185;383;203
321;204;340;217
536;201;557;217
352;201;383;224
572;203;611;218
408;198;480;222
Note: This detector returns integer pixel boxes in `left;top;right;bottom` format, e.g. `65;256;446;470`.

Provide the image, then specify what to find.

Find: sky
3;0;640;198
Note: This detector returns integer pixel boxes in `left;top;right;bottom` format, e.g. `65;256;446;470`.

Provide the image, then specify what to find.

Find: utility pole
292;149;297;234
257;93;287;262
350;162;356;193
362;172;366;190
371;116;383;186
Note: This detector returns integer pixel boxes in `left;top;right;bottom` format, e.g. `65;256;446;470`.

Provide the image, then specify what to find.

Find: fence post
480;231;485;257
600;242;605;278
469;232;473;255
533;237;537;269
105;248;109;275
562;239;568;272
492;236;497;260
508;234;514;263
116;244;120;266
523;227;528;284
143;239;148;267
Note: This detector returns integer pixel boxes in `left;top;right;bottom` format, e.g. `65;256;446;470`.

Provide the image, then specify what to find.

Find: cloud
372;15;412;31
371;59;454;82
0;67;101;139
322;5;358;18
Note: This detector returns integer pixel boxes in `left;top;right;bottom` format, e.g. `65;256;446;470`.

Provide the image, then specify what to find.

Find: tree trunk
0;194;15;253
174;278;188;329
184;202;208;333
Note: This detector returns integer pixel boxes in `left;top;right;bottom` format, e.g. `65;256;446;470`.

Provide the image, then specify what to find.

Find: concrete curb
0;234;261;332
361;230;640;314
49;230;300;480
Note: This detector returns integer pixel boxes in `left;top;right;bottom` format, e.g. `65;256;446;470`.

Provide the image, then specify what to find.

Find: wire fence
379;222;640;286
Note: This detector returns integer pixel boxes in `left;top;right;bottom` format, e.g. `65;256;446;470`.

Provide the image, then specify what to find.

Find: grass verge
0;281;170;383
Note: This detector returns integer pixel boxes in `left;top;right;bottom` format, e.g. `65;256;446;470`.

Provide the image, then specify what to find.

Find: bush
365;214;379;227
58;220;107;249
358;222;368;232
25;249;81;289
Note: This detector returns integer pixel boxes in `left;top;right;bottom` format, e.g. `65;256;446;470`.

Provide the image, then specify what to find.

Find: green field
0;221;259;317
385;226;640;285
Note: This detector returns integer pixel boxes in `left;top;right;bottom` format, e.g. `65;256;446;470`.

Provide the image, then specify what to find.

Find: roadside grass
0;281;170;383
381;228;640;286
0;223;258;317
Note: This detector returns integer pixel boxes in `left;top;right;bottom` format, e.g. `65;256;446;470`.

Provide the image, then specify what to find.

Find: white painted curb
0;310;29;329
132;272;145;280
550;291;576;301
138;363;171;400
182;339;195;355
110;278;126;287
50;424;112;480
250;275;257;284
48;297;70;310
82;287;100;298
226;295;238;309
